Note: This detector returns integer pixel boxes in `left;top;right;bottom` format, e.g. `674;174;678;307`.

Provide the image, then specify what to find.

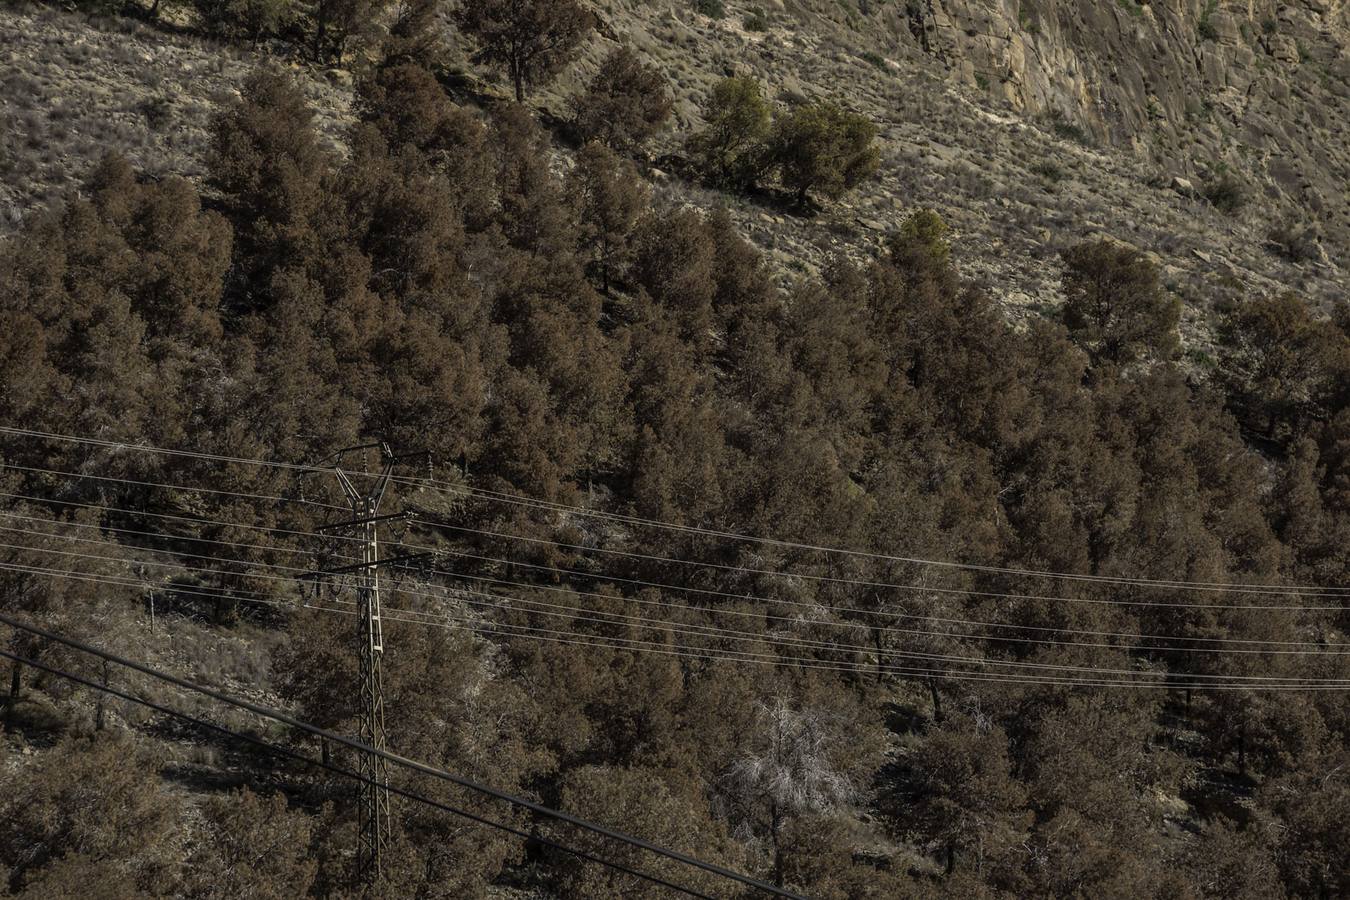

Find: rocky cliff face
890;0;1350;260
1;1;1343;344
553;0;1347;332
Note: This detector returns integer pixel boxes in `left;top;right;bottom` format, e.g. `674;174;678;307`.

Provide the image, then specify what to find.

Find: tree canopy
0;50;1347;900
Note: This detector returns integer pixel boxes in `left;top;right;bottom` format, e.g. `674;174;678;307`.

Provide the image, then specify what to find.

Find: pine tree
687;76;772;189
1060;239;1180;367
570;46;673;155
767;101;879;207
453;0;594;102
210;67;333;309
566;141;649;293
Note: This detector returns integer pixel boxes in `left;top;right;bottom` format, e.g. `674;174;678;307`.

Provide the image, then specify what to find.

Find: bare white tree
723;697;854;886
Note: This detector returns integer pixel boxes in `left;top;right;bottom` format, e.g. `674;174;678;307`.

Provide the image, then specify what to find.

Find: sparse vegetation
1049;110;1092;145
1203;170;1246;214
1199;0;1220;42
135;94;173;130
1116;0;1143;20
743;5;769;31
693;0;725;18
1268;219;1322;263
1030;160;1064;183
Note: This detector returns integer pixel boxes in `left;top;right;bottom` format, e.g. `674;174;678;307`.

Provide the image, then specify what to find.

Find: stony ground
0;4;350;229
2;1;1343;356
523;0;1346;349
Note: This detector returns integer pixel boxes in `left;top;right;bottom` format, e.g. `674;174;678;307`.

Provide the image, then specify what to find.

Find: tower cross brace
332;445;396;886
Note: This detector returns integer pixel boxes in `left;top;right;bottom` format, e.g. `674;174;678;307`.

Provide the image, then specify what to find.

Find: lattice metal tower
331;444;395;885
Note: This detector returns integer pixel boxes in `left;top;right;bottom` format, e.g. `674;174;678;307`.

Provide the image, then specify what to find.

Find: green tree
81;155;230;348
895;207;950;267
381;0;444;68
687;76;772;189
453;0;594;102
193;0;294;44
565;141;649;293
570;45;673;154
181;790;318;899
307;0;389;63
767;101;879;207
623;300;727;524
1060;239;1179;366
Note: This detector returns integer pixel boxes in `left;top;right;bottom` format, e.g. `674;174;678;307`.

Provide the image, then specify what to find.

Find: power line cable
0;647;716;899
359;604;1350;691
402;558;1347;654
7;526;1348;684
0;489;370;547
413;516;1350;602
1;462;344;510
418;544;1346;612
410;482;1350;596
5;425;1347;597
7;492;1340;652
0;612;808;899
4;560;1345;691
5;466;1344;611
0;508;358;563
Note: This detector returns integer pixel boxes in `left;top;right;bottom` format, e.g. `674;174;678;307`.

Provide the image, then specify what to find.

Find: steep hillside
0;6;352;228
2;2;1348;897
512;0;1347;328
3;2;1344;338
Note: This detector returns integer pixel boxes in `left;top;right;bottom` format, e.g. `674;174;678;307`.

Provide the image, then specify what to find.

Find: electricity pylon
306;442;429;887
315;443;400;886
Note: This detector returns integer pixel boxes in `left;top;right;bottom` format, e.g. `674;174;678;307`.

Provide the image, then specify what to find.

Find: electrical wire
1;461;344;510
417;543;1347;612
5;425;1347;597
396;557;1348;654
4;557;1347;691
6;516;1350;693
0;648;717;899
413;516;1350;602
0;613;808;899
5;493;1342;653
0;508;357;563
7;524;1350;684
0;489;370;547
5;465;1345;612
404;481;1350;596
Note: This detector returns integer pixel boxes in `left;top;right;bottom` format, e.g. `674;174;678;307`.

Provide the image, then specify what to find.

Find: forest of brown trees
1;4;1349;898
